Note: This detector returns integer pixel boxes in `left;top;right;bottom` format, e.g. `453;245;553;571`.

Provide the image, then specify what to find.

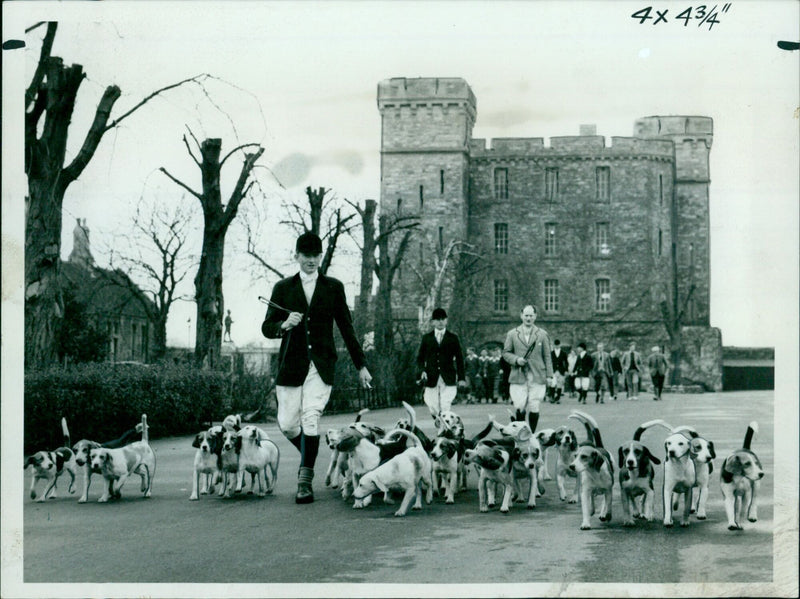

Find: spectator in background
548;338;569;404
489;347;502;403
622;342;644;401
647;345;669;401
592;342;613;404
477;349;489;403
610;348;622;400
566;347;578;398
573;342;594;405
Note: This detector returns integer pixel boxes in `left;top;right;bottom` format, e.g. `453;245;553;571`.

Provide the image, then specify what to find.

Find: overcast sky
3;1;798;353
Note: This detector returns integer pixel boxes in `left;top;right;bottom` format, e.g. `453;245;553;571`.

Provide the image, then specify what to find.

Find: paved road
22;391;775;588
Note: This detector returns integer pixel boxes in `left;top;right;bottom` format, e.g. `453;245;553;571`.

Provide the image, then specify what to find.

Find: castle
377;77;722;389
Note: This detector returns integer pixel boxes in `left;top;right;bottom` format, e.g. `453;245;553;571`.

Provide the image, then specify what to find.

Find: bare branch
159;167;202;199
104;73;209;131
182;134;201;167
220;143;263;169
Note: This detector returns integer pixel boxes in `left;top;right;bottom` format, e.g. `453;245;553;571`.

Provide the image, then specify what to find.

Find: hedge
24;363;231;454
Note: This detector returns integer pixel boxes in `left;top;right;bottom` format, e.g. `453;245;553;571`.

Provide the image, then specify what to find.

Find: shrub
24;363;228;454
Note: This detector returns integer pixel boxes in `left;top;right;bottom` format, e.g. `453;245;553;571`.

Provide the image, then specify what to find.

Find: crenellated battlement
377;77;477;120
469;135;674;160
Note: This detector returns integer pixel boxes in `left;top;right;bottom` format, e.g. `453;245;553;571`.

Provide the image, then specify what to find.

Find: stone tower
635;116;713;325
377;77;476;319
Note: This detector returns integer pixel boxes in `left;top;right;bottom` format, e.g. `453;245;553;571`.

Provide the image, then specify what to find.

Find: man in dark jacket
416;307;466;416
573;342;594;404
262;232;372;504
548;338;569;403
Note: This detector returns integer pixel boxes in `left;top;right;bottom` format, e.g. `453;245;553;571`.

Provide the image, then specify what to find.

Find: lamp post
187;317;191;349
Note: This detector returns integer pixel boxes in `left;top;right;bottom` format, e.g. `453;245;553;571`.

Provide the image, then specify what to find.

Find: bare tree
160;135;264;367
99;197;196;361
24;21;207;369
659;243;696;385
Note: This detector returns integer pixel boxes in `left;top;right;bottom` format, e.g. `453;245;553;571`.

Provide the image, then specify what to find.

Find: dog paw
526;504;536;510
568;498;578;504
696;515;707;520
30;491;36;500
487;502;496;508
445;498;454;504
680;521;690;527
690;509;696;514
599;515;611;522
393;510;407;517
480;506;489;513
664;522;673;528
189;495;199;501
500;507;509;514
623;520;635;527
580;524;591;530
78;497;87;504
98;497;108;503
728;524;743;531
748;517;758;523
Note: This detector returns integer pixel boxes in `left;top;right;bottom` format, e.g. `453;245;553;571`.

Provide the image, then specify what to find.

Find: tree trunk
152;312;169;363
195;232;225;368
354;199;377;341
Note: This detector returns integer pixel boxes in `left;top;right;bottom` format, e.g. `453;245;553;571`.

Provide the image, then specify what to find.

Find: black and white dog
721;421;764;531
617;420;666;525
568;410;614;530
25;417;77;502
73;422;145;503
190;426;223;500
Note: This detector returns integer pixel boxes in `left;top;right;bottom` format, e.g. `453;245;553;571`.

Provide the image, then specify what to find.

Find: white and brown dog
73;422;144;503
25;417;77;502
430;435;460;504
617;420;667;525
236;425;280;496
568;410;614;530
661;426;697;527
535;426;568;481
671;424;716;520
720;421;764;531
88;414;155;502
324;408;370;488
554;427;580;503
352;429;434;517
487;413;545;507
217;429;242;497
190;426;223;500
463;438;516;513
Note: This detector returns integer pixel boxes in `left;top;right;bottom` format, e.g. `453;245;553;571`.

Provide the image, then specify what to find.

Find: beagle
88;414;155;502
352;429;433;517
25;417;77;502
236;425;280;496
324;408;370;488
464;438;517;513
568;410;614;530
218;429;241;497
430;435;460;504
435;409;491;492
488;413;545;506
73;422;144;503
535;426;567;481
395;401;434;454
555;427;580;503
190;427;223;500
616;420;667;525
671;425;716;520
720;421;764;531
222;413;242;432
661;428;696;527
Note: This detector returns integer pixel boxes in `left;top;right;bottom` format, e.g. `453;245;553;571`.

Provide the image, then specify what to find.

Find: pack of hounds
25;405;765;531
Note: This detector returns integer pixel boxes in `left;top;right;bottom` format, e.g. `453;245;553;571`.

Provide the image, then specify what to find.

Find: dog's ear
591;449;604;471
103;451;112;463
25;455;35;468
192;434;202;448
235;435;242;452
708;441;716;460
512;448;522;462
617;446;625;468
645;446;661;465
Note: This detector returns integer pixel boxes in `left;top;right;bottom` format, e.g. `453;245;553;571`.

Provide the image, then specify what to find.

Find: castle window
545;168;559;202
544;222;557;257
595;222;610;256
440;169;445;195
494;223;508;254
658;229;663;257
397;198;403;214
132;323;137;358
596;167;610;202
595;279;611;312
438;226;444;251
419;241;424;267
493;279;509;312
494;168;509;200
544;279;559;313
419;185;424;208
659;174;664;207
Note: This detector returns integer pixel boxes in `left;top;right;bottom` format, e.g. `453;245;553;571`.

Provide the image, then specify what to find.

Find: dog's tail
243;406;264;422
140;414;149;443
633;419;673;441
671;425;699;439
354;408;371;423
384;428;422;448
569;410;603;448
61;417;71;447
470;421;494;446
743;421;758;450
401;401;416;430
